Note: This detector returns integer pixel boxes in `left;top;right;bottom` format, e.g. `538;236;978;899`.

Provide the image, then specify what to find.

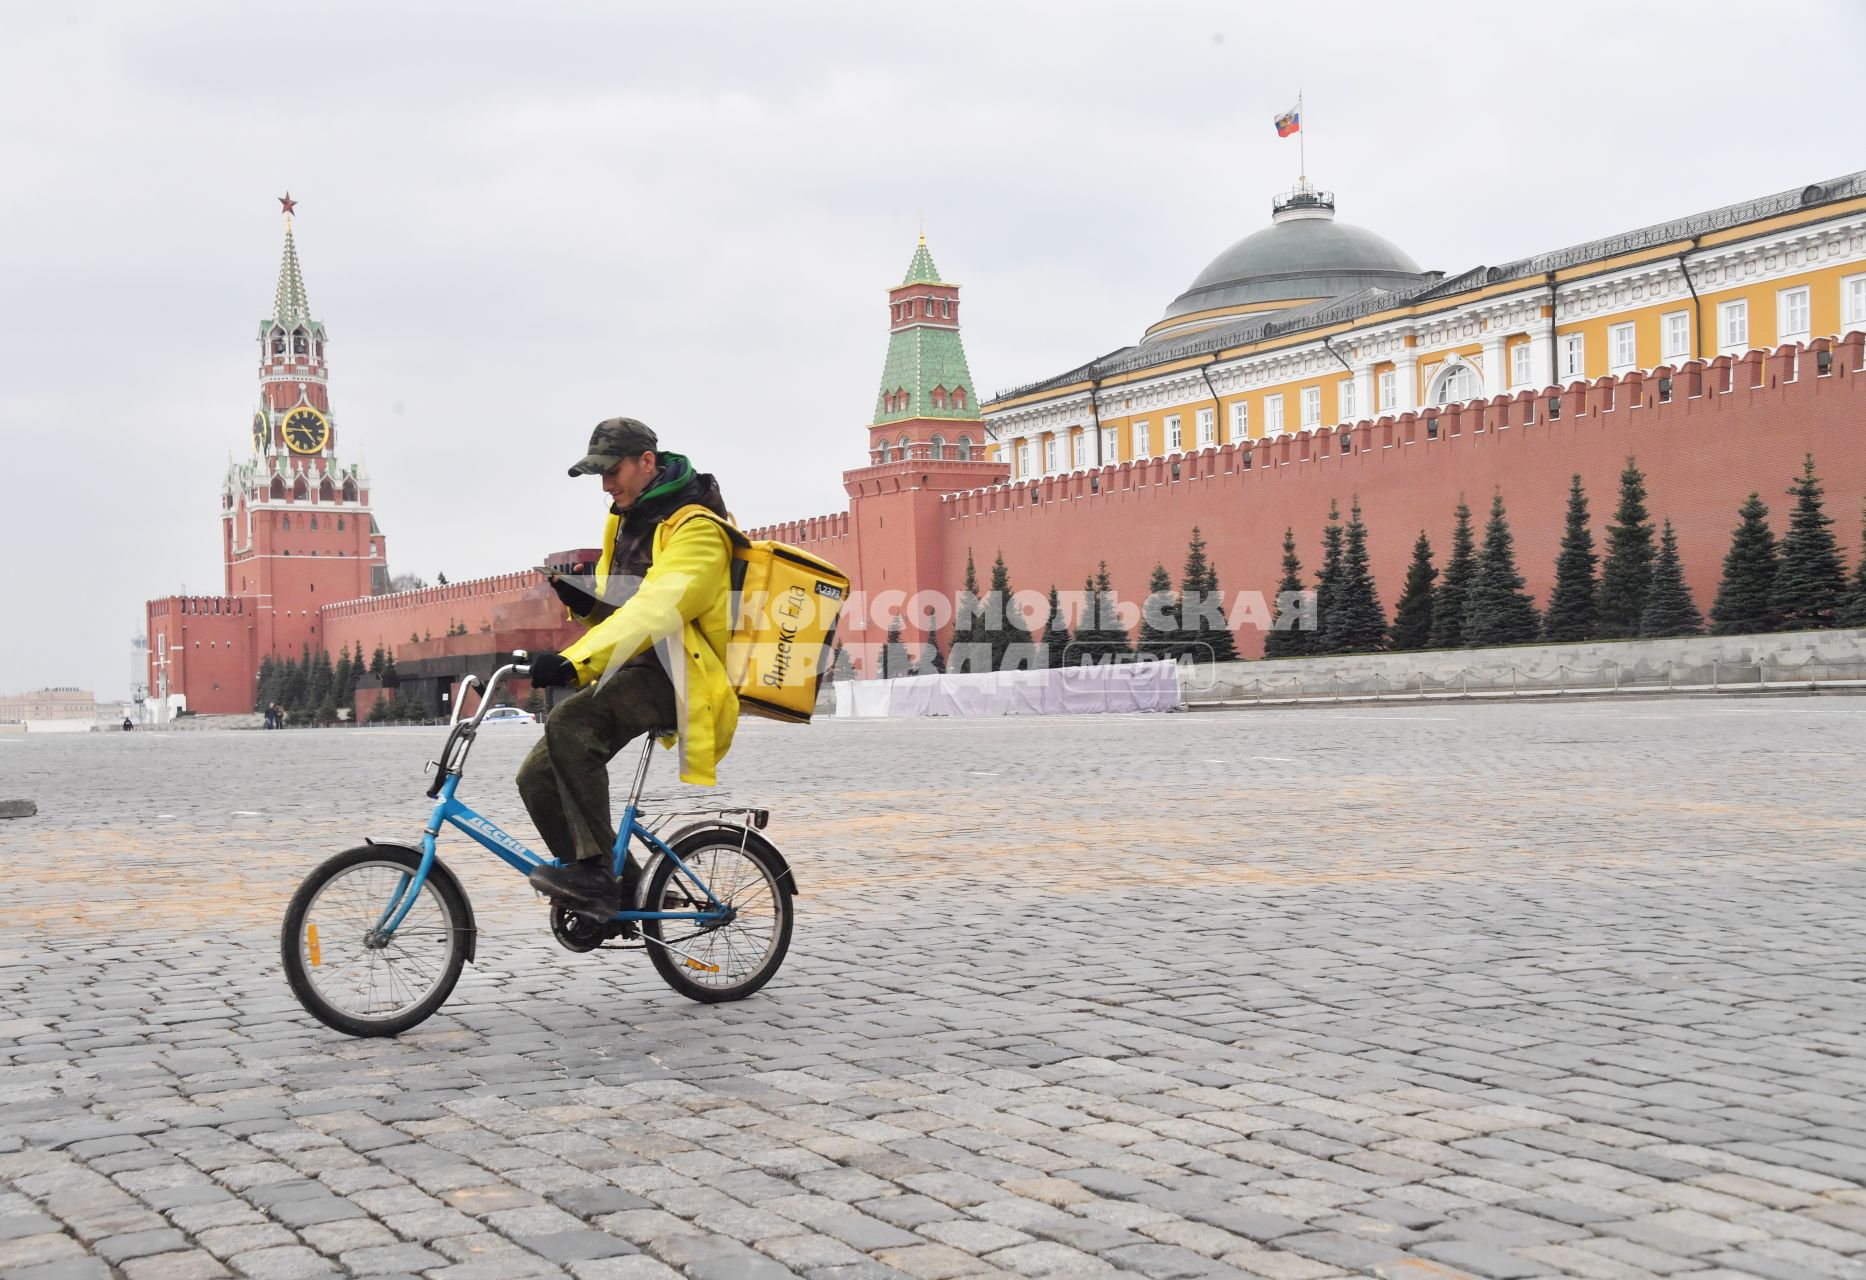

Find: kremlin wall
147;174;1866;716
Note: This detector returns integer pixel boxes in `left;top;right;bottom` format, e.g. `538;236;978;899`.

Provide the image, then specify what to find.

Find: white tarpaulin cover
833;662;1181;718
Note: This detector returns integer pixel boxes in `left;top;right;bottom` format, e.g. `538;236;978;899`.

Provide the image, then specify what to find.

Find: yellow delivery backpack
667;506;850;723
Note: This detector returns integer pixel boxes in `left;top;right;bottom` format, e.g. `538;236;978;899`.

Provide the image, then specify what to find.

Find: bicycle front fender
363;839;479;963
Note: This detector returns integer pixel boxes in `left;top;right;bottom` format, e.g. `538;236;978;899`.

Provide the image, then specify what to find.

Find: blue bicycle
280;654;797;1037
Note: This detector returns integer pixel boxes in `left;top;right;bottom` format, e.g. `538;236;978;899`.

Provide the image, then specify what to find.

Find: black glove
549;566;600;616
528;652;578;689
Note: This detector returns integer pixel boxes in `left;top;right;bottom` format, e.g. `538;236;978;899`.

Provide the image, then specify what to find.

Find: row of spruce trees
257;642;553;725
1265;453;1866;658
862;527;1242;678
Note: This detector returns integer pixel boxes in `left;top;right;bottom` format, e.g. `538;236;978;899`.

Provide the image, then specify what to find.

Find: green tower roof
273;217;311;327
902;234;942;285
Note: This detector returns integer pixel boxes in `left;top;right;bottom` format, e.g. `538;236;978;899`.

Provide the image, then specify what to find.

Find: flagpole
1298;90;1305;186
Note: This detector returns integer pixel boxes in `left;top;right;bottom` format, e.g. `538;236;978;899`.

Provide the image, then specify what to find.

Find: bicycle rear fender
659;823;800;897
363;839;479;963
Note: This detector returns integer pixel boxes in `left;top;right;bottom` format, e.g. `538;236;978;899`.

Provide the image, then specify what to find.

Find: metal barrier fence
1193;651;1866;706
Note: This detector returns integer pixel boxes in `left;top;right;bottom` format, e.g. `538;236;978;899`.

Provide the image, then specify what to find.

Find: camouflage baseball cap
568;417;659;477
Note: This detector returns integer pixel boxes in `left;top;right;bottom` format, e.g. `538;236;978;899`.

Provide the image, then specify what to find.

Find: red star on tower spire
278;192;297;216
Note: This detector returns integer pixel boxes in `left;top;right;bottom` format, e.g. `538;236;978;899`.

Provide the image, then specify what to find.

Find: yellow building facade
985;174;1866;475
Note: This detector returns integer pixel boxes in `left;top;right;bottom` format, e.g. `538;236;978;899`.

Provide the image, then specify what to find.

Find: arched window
281;515;290;531
292;328;308;355
896;387;909;412
337;517;345;531
878;442;891;463
292;476;309;501
270;328;284;356
957;435;973;461
952;386;967;410
899;434;911;459
932;386;947;410
1432;362;1482;406
319;478;335;502
342;480;357;502
270;477;285;500
309;514;318;531
930;435;946;459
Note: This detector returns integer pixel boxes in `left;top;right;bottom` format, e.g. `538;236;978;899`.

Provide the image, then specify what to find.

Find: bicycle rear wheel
281;845;469;1037
642;831;793;1003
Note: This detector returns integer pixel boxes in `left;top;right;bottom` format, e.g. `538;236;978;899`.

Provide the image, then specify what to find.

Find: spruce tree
1137;564;1179;658
1463;491;1541;646
1041;585;1073;667
256;655;277;709
332;645;354;712
1314;500;1346;654
369;644;386;678
917;638;946;674
1771;454;1849;630
1201;560;1238;663
952;549;988;672
1175;527;1206;661
881;618;910;679
1542;474;1599;643
1334;499;1386;652
366;692;390;724
1710;493;1780;635
1639;520;1704;637
829;642;856;683
1082;563;1131;660
1265;528;1313;659
984;551;1028;671
1596;457;1655;638
1429;499;1477;649
1839;503;1866;629
1388;531;1437;651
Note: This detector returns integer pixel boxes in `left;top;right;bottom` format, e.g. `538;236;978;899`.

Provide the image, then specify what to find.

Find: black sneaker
529;860;621;917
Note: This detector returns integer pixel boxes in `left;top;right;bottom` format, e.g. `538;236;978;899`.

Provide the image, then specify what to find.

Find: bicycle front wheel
281;845;469;1037
643;831;793;1003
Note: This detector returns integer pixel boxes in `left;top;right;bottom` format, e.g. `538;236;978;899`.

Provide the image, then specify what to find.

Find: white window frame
1133;420;1150;457
1043;435;1058;473
1264;394;1285;435
1778;286;1811;344
1071;429;1087;470
1338;378;1357;423
1662;310;1691;363
1559;333;1585;382
1015;440;1030;477
1100;425;1117;463
1196;407;1215;447
1299;386;1321;428
1845;273;1866;331
1377;370;1396;412
1719;298;1749;354
1229;401;1248;441
1510;341;1532;388
1165;414;1182;453
1609;322;1636;374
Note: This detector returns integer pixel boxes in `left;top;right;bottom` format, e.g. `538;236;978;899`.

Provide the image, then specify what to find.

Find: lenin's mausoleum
147;173;1866;717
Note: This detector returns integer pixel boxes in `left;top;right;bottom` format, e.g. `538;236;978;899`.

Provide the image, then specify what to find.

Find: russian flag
1275;105;1301;138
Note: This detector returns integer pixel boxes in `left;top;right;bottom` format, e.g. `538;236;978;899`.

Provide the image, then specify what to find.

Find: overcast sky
4;1;1862;701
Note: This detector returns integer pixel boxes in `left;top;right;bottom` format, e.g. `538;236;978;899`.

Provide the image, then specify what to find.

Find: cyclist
519;417;740;916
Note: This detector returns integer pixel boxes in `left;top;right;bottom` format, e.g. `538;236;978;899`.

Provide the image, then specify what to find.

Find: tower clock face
252;412;266;453
281;406;330;454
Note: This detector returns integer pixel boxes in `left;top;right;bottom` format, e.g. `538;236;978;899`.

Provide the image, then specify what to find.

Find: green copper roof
902;236;942;285
873;325;980;425
273;220;311;327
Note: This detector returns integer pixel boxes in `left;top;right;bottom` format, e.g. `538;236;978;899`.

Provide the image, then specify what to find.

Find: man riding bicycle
519;417;741;917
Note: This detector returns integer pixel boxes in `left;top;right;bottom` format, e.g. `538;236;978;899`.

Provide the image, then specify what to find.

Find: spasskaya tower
221;196;387;662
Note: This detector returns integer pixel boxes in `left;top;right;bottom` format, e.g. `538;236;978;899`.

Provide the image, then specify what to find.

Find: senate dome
1149;186;1426;342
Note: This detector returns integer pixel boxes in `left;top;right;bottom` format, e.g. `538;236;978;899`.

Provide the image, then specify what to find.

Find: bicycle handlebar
429;653;533;797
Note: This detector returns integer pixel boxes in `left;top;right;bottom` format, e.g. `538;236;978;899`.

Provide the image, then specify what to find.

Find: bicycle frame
367;660;729;944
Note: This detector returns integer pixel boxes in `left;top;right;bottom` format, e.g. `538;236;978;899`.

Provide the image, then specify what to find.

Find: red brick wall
756;336;1866;670
145;596;256;714
318;571;553;663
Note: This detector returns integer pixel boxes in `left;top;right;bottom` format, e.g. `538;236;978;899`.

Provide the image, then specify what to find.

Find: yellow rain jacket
559;505;739;785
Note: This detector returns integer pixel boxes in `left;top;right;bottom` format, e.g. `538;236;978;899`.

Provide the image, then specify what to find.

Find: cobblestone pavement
2;701;1865;1280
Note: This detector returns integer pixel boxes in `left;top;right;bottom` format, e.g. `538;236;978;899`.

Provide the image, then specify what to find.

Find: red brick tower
223;196;387;662
841;233;1006;656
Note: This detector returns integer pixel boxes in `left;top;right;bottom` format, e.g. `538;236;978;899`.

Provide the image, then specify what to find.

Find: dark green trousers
516;663;677;866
